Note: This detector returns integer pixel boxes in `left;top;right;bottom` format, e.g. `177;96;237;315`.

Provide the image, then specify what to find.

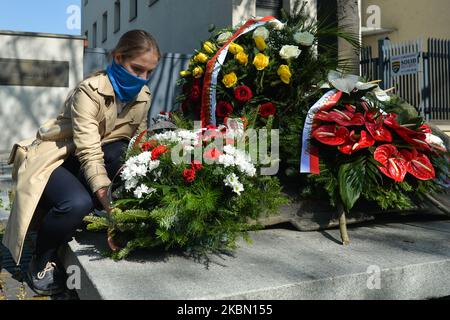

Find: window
129;0;137;21
256;0;282;18
84;0;88;6
92;22;97;47
84;30;89;47
102;12;108;42
114;1;121;33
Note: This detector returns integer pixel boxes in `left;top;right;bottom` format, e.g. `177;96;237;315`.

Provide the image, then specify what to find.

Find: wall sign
390;53;420;76
0;58;69;87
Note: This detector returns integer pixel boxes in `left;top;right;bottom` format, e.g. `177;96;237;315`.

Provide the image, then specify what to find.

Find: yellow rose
277;65;292;84
229;42;244;55
222;72;238;88
253;53;270;71
254;36;267;51
194;52;209;64
193;66;204;78
203;41;217;54
179;70;191;77
235;51;248;65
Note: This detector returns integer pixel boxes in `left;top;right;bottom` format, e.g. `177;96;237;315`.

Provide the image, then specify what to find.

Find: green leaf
338;158;365;212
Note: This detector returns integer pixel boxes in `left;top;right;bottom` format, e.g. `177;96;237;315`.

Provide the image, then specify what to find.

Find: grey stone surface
61;218;450;300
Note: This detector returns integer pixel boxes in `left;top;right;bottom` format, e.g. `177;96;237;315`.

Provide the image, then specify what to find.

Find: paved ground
62;214;450;300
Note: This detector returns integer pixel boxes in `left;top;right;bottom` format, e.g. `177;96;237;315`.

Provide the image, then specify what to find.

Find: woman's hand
95;187;111;214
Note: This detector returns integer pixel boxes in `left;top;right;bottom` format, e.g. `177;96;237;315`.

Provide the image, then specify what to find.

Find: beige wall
362;0;450;55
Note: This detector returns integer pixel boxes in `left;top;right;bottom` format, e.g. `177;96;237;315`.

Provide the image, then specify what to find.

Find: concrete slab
61;218;450;300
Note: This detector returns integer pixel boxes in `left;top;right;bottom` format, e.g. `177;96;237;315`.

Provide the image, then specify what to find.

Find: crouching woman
2;30;160;296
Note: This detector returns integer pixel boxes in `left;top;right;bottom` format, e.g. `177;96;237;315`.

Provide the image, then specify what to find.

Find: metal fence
361;38;450;121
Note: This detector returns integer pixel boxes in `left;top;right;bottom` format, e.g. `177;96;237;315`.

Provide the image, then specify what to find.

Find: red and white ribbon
300;90;343;174
201;16;278;127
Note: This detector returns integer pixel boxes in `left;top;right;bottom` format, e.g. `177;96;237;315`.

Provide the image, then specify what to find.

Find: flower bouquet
176;2;359;169
301;72;449;244
84;114;288;259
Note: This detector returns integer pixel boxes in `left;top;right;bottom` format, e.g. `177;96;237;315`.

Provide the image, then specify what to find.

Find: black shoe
26;256;65;296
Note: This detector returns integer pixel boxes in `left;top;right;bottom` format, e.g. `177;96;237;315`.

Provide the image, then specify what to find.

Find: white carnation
279;45;301;60
253;26;269;40
218;154;235;167
133;184;156;199
293;31;315;46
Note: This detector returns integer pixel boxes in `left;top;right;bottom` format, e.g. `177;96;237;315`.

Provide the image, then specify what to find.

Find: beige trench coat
2;71;152;264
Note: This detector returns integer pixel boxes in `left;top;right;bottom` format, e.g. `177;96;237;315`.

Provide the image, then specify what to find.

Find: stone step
60;215;450;300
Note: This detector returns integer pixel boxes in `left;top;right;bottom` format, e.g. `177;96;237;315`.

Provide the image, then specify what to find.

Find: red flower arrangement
311;100;437;183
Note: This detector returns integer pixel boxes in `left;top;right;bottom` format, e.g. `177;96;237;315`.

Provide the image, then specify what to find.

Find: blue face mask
106;59;149;103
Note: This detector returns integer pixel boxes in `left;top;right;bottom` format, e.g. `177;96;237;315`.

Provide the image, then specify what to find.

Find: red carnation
190;160;203;171
141;141;153;152
259;102;276;118
234;85;253;103
182;168;196;183
151;145;169;160
216;101;233;118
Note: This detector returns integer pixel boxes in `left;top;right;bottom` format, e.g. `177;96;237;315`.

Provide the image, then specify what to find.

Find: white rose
279;45;302;60
253;26;270;40
293;31;315;46
217;31;233;45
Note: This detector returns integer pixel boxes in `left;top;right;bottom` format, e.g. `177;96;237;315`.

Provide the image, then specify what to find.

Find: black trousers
34;139;128;265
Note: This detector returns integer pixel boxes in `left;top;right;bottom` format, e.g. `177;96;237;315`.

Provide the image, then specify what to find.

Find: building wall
82;0;234;55
82;0;320;54
0;32;84;153
361;0;450;54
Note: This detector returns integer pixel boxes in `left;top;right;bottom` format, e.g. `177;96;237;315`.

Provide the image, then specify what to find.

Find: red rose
234;85;253;103
190;160;203;171
190;84;201;102
258;102;276;118
216;101;233;118
182;168;196;183
151;145;169;160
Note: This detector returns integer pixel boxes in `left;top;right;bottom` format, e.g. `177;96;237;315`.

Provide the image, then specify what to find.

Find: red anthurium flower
400;149;435;180
204;148;222;160
316;109;364;126
312;125;349;146
344;104;357;112
419;124;432;134
329;109;365;126
396;128;431;151
374;144;407;182
365;112;393;142
338;130;375;155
